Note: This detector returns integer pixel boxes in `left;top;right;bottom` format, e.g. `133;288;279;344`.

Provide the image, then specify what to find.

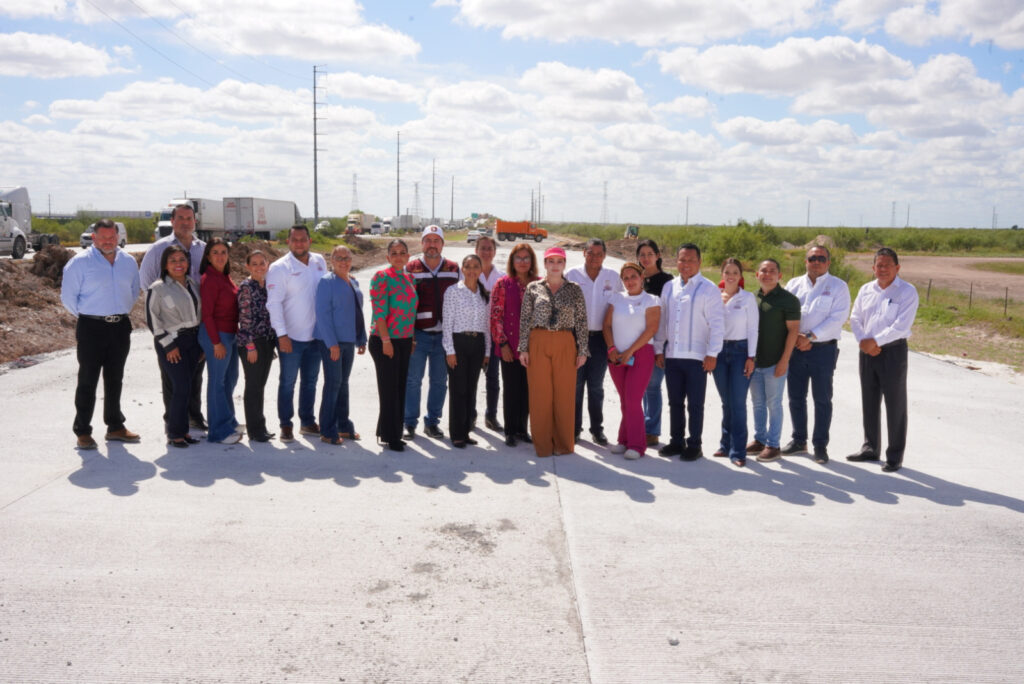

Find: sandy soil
846;254;1024;299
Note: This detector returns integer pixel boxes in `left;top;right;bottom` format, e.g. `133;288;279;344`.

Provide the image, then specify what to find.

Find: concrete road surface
2;240;1023;683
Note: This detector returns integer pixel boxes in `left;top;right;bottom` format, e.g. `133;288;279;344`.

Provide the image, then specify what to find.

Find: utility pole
601;181;608;225
685;196;689;225
992;205;998;229
431;158;436;223
413;182;421;221
806;200;811;228
891;201;896;228
350;173;358;212
450;176;454;224
396;131;400;220
313;65;327;225
530;189;535;223
905;204;910;228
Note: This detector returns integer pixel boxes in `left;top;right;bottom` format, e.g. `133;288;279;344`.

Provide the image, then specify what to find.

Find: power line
80;0;215;87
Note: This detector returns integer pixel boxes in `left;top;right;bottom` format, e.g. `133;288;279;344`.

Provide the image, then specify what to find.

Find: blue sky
2;0;1023;228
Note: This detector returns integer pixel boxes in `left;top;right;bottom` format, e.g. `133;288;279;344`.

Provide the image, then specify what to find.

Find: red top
200;268;239;344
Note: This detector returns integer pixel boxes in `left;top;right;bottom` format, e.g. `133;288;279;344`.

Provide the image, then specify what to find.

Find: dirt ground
846;254;1024;300
0;236;383;366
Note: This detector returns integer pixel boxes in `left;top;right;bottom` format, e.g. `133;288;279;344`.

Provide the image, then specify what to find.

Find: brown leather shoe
300;422;320;435
280;426;295;442
105;428;140;443
745;440;765;454
756;446;782;462
646;434;659;446
76;434;97;450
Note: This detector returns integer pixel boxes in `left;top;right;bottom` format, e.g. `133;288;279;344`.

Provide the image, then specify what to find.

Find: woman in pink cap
518;246;589;456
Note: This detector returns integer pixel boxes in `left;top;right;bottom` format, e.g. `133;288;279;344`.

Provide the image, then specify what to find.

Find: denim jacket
314;272;367;348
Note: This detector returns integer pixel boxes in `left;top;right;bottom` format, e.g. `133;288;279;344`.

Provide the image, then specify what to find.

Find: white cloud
0;0;70;18
442;0;818;46
655;36;913;95
425;82;518;113
653;96;715;118
885;1;1024;50
0;32;129;78
22;114;52;125
325;72;421;102
601;123;719;160
716;117;857;145
520;62;644;101
832;0;913;31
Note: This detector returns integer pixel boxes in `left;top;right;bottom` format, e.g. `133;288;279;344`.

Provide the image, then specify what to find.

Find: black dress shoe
387;441;406;452
680;446;703;462
183;435;201;444
465;437;479;446
516;432;532;444
781;439;807;454
813;447;829;464
882;462;902;472
452;440;467;449
846;449;880;462
590;430;609;446
505;435;518;447
404;425;416;440
250;433;271;443
659;443;684;457
485;415;503;431
424;424;445;439
189;418;209;431
168;438;189;449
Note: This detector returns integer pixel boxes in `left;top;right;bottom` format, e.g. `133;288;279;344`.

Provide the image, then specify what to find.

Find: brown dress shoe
300;422;320;435
105;428;140;443
280;426;295;442
646;434;659;446
76;435;98;450
756;446;782;462
745;440;765;454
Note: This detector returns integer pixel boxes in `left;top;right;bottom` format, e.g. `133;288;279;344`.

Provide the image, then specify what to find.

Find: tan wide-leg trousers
527;329;578;457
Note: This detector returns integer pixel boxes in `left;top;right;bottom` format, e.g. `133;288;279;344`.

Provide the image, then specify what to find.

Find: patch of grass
969;261;1024;276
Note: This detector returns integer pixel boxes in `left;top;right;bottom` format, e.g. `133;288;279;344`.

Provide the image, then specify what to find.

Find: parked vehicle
467;228;481;243
223;197;302;240
382;221;392;233
161;197;224;242
346;212;374;235
154;207;173;239
0;187;59;259
370;222;384;235
495;220;547;243
315;220;331;233
81;221;127;249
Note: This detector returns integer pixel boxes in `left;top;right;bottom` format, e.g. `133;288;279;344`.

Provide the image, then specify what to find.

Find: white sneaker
217;433;242;445
624;449;642;460
610;444;627;454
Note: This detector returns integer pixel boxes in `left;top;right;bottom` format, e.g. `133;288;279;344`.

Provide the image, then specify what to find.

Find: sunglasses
806;255;828;263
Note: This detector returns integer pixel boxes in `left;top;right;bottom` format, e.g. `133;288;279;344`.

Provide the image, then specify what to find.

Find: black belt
81;314;129;323
178;325;200;336
589;330;603;336
811;339;837;346
455;331;482;337
880;339;907;349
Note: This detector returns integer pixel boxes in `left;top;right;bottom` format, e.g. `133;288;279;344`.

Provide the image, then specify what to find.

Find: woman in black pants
442;254;491;448
368;240;418;451
236;250;276;442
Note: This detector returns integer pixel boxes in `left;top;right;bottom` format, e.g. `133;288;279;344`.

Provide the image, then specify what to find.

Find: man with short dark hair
782;245;850;464
749;258;801;463
61;219;141;449
652;243;723;461
848;247;919;472
404;225;461;440
267;224;328;441
139;204;207;431
471;234;504;432
566;237;622;445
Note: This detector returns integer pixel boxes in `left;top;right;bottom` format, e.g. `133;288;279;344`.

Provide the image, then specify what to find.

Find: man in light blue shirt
138;204;207;431
61;219;141;450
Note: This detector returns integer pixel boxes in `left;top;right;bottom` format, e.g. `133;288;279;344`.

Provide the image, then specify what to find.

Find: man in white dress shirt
847;247;919;473
566;238;623;445
266;224;328;442
782;245;851;464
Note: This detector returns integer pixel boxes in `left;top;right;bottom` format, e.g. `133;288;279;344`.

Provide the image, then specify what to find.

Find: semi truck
152;197;224;242
495;220;547;243
0;187;59;259
223;197;302;240
346;212;374;235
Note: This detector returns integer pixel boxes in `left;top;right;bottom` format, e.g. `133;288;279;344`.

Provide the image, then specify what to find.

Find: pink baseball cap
543;246;566;260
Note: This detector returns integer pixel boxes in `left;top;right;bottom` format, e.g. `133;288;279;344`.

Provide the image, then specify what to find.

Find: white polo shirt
566;265;623;331
785;272;851;342
266;250;328;342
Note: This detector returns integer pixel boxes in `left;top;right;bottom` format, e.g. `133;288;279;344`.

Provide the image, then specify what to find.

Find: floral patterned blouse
518;279;590;357
370;266;418;339
237;277;274;347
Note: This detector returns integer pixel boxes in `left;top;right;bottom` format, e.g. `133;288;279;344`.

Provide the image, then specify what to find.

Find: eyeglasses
333;256;352;262
513;255;532;262
806;255;828;263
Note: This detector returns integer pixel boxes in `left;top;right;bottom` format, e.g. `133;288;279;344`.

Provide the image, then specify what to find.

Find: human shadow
67;443;158;496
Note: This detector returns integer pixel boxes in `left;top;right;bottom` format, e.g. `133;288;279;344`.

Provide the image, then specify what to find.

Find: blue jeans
787;342;839;448
751;365;786;448
712;340;752;460
643;364;665;436
404;330;447;429
318;340;356;439
575;332;608;434
664;357;707;449
198;325;240;442
277;338;320;428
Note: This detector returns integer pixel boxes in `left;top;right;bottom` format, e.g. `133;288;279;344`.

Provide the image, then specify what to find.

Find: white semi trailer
0;187;59;259
223;197;302;241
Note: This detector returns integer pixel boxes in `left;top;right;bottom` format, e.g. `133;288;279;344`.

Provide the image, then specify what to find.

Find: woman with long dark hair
636;238;673;447
712;258;758;467
442;254;491;448
198;237;241;444
237;250;276;442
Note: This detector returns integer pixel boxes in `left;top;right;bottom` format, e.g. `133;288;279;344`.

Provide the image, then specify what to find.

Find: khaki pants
527;329;578;457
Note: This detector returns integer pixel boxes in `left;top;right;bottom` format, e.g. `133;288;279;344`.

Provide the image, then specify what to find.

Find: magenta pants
608;344;655;454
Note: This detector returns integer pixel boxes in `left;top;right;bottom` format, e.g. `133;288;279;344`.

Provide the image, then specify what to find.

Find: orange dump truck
495;220;547;243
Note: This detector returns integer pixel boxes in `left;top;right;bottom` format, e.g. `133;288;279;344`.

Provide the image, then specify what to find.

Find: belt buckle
104;315;120;323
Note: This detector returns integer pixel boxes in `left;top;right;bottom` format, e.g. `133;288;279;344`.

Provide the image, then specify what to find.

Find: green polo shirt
755;285;801;367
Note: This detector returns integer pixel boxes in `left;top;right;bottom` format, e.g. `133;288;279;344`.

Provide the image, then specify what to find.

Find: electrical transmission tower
891;201;896;228
350;174;359;212
601;181;608;225
312;65;328;224
413;182;421;220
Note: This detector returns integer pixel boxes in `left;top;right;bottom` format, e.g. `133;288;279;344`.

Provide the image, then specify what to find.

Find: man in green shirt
748;259;801;462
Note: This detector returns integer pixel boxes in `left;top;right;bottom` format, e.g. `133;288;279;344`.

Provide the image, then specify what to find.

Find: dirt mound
804;234;836;250
29;245;74;286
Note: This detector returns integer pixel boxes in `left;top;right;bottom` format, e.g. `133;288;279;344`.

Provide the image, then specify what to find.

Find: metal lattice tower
601;181;609;225
312;65;327;224
413;182;421;220
350;174;358;212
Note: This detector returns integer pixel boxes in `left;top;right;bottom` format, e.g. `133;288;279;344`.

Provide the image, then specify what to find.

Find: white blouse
442;281;492;356
609;291;660;350
721;288;759;353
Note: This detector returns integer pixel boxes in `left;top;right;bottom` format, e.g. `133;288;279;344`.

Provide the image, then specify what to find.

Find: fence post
969;282;973;310
927;279;932;303
1006;287;1009;318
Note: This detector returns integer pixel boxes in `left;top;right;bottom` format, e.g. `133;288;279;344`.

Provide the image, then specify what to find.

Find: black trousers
158;343;204;429
500;357;529;437
73;316;132;436
859;339;908;465
471;345;501;422
156;331;202;440
369;335;412;445
447;333;485;442
240;336;275;438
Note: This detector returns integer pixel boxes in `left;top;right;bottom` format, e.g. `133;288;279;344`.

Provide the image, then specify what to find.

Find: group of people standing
61;215;919;472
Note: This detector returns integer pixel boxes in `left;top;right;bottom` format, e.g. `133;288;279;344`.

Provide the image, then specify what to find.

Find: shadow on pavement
67;443;159;496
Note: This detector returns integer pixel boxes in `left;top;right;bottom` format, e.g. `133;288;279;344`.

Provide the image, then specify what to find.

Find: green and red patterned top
370;266;418;339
